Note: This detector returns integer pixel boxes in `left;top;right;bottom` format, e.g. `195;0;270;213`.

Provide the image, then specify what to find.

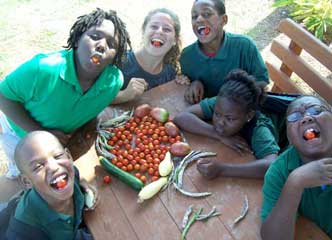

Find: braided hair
218;69;266;112
65;8;131;68
142;8;182;74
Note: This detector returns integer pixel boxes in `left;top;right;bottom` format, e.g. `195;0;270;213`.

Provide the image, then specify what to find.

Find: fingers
128;78;148;94
175;75;191;85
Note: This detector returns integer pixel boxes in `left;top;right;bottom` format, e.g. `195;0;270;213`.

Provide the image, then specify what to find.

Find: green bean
181;208;203;240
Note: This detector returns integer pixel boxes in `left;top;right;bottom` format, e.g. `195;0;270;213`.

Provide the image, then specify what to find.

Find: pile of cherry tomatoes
105;115;182;184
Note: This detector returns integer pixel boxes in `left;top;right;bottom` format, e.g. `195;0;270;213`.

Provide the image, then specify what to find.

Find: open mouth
151;38;164;48
197;26;211;36
303;128;320;141
50;173;69;190
91;53;102;65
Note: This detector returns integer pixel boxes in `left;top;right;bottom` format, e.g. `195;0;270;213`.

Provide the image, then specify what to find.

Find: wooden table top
73;81;329;240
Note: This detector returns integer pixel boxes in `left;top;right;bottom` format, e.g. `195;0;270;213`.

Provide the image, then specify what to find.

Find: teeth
51;174;67;185
151;38;164;44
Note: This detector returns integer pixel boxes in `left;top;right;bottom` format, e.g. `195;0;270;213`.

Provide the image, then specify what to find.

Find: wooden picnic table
73;81;329;240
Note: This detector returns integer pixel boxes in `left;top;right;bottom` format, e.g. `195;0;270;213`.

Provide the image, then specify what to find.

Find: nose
96;40;106;54
300;115;314;125
196;14;205;22
47;158;60;173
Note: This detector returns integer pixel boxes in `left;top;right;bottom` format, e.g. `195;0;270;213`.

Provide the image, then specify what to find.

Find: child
114;8;189;104
6;131;98;239
174;69;279;179
261;95;332;239
180;0;269;104
0;8;132;178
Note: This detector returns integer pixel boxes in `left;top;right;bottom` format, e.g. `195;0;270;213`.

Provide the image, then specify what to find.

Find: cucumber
99;157;144;191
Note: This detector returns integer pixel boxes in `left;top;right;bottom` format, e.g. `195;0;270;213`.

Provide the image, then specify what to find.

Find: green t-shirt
0;49;123;137
14;180;85;239
261;146;332;236
180;32;269;97
200;97;279;159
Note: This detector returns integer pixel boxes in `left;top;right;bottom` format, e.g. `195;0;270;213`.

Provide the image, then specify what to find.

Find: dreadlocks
65;8;131;68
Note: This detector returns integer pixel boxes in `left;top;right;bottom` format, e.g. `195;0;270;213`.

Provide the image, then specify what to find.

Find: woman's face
212;97;250;137
142;12;176;57
191;0;227;44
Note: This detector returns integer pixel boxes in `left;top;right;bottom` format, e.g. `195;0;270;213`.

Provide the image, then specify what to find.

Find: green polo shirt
261;146;332;236
0;49;123;137
13;181;85;239
180;32;269;97
200;97;279;159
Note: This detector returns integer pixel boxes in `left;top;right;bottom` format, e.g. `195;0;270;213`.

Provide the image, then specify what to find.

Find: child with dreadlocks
174;69;280;179
0;8;132;178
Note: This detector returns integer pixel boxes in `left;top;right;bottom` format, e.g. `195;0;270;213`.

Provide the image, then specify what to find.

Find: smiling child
6;131;98;239
180;0;269;104
0;8;132;178
261;96;332;239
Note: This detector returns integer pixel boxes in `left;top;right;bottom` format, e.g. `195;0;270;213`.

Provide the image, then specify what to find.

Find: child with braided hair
174;69;280;179
0;8;132;178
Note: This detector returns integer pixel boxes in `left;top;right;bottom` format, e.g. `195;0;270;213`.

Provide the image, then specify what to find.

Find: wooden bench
266;18;332;101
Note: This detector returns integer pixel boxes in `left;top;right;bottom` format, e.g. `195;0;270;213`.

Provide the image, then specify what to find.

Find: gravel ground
0;0;287;175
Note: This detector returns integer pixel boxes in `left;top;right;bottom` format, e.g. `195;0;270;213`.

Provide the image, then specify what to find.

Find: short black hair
64;8;131;68
218;69;266;112
194;0;226;15
287;95;332;115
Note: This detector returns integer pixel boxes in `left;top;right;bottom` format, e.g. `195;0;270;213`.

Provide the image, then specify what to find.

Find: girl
115;8;189;103
0;8;131;178
181;0;269;104
174;69;280;179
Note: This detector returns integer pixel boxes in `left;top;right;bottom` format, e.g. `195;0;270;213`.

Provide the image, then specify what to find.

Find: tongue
152;41;161;47
56;179;67;190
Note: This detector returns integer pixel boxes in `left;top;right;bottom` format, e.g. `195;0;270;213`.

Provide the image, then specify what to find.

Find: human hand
48;129;72;146
175;74;191;85
123;78;147;101
196;158;222;179
219;135;252;155
184;80;204;104
290;158;332;189
80;179;100;211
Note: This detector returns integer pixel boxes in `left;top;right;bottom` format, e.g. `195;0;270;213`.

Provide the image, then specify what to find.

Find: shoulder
226;32;256;46
267;147;299;177
180;42;199;59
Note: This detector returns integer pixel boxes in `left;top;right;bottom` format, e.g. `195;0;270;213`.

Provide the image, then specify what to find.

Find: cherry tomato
56;179;67;189
103;175;111;184
140;175;147;183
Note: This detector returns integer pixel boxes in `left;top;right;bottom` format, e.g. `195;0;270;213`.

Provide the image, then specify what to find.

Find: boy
6;131;98;239
180;0;269;104
0;8;146;178
261;96;332;239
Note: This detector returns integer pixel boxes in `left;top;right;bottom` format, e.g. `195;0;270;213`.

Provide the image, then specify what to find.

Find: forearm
112;90;132;104
261;173;303;240
173;112;219;140
219;155;277;179
0;93;42;131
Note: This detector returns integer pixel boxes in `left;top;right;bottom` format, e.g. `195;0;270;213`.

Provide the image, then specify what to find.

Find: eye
226;117;234;122
90;33;100;40
150;24;159;30
191;14;198;20
33;163;44;172
54;152;65;160
163;27;173;33
202;12;213;18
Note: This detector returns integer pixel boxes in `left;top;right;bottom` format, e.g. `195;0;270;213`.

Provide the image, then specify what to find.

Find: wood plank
271;40;332;102
266;61;304;94
279;18;332;71
280;40;303;77
295;216;330;240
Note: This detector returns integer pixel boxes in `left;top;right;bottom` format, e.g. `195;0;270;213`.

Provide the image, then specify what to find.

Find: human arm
112;77;147;104
79;178;100;211
197;153;277;179
173;104;219;140
261;158;332;240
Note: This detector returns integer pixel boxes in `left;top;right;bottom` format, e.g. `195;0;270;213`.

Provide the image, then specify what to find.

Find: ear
221;14;228;26
246;110;255;122
20;175;33;189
